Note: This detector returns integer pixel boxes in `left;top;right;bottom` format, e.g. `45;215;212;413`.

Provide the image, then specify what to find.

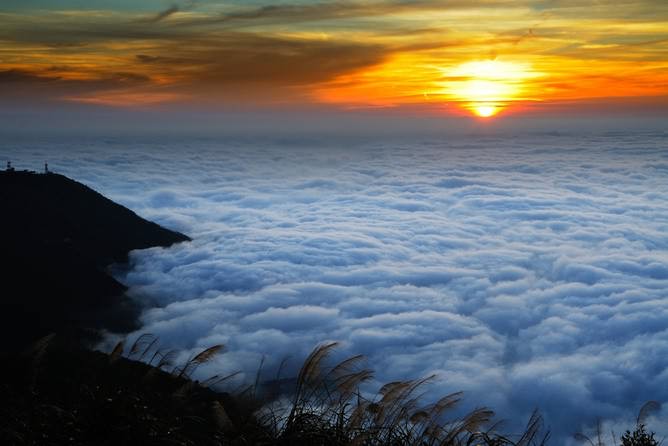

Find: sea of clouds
4;132;668;442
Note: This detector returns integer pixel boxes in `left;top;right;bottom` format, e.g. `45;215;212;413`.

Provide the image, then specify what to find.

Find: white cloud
4;132;668;443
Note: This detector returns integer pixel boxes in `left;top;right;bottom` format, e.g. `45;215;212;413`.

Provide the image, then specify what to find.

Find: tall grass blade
109;339;125;363
637;400;661;426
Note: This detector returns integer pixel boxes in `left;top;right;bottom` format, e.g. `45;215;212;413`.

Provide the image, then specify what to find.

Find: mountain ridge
0;169;190;349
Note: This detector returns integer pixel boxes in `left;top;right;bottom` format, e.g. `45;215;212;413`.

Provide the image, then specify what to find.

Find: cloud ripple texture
6;133;668;443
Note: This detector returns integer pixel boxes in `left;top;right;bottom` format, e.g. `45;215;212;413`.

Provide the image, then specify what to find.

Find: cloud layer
4;132;668;442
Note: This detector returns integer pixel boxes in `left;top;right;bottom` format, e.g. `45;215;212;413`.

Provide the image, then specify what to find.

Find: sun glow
474;104;498;118
442;60;536;118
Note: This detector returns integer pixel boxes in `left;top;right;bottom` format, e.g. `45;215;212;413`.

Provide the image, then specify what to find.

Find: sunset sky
1;0;667;120
4;3;668;440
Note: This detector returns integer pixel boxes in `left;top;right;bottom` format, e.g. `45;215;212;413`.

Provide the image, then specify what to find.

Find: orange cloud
0;2;666;115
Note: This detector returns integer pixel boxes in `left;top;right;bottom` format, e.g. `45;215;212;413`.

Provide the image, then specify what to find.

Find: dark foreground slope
0;339;247;446
0;169;190;349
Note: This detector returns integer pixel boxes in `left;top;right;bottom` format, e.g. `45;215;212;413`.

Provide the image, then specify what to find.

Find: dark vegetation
0;169;662;445
1;335;241;445
1;334;660;446
573;402;662;446
2;334;548;446
0;169;189;349
620;425;659;446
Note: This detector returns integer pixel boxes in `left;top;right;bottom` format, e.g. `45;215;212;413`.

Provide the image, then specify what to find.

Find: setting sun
3;2;668;444
441;60;537;117
474;104;499;118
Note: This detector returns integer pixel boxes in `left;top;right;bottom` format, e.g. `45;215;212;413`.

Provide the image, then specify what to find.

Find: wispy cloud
143;0;198;23
147;5;180;23
0;1;666;112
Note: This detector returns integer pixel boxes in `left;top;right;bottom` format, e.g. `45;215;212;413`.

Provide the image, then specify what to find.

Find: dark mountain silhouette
0;169;190;350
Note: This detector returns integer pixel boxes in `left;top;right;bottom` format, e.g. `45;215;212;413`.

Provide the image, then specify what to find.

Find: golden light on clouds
440;60;539;117
0;1;666;115
63;91;187;107
316;56;542;117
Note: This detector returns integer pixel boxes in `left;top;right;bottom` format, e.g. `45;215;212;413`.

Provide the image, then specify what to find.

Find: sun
439;59;535;118
474;104;498;118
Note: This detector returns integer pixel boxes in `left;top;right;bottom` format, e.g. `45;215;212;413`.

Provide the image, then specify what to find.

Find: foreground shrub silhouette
256;341;550;446
266;342;472;444
1;334;553;445
620;424;659;446
574;401;662;446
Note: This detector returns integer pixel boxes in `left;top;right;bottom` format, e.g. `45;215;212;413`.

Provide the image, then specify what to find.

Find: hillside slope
0;169;190;349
